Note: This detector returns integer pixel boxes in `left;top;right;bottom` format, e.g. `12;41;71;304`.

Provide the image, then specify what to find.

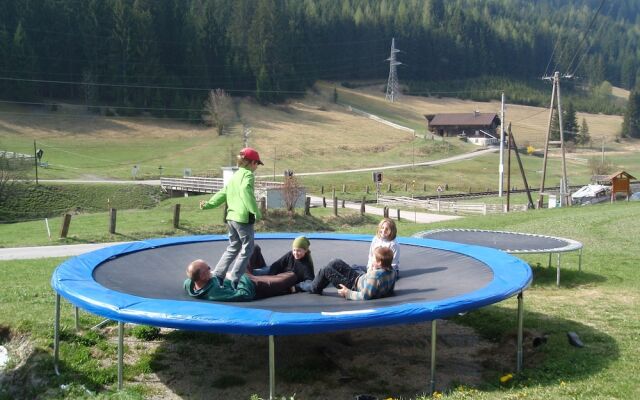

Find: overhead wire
568;0;612;78
564;0;607;76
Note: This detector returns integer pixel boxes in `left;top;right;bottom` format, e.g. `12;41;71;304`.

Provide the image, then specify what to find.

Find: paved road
0;242;128;261
258;147;498;178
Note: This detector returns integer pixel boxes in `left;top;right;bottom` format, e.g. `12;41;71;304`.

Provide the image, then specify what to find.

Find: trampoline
414;229;583;286
52;233;532;397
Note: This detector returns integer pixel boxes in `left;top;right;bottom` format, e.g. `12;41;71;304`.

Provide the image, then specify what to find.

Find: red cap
240;147;263;165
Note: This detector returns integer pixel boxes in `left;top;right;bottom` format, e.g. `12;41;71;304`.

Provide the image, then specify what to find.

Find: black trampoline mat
416;230;572;252
94;238;493;314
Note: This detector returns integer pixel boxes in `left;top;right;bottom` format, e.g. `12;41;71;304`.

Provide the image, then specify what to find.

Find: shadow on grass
453;304;620;392
135;305;619;399
529;262;606;288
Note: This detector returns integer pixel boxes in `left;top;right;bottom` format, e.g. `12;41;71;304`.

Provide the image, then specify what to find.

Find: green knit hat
292;236;310;250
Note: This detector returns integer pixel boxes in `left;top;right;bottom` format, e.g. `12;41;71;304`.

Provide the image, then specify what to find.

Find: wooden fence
160;177;283;195
376;195;528;215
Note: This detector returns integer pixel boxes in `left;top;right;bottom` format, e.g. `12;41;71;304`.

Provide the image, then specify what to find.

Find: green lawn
1;201;639;399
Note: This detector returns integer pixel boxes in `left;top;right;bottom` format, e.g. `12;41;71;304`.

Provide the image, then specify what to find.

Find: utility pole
498;92;505;196
385;38;401;103
537;71;570;208
34;140;39;184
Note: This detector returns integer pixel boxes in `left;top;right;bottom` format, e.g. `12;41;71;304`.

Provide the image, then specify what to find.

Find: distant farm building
425;112;501;146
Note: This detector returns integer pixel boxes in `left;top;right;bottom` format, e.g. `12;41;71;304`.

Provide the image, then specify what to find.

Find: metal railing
377;195;527;215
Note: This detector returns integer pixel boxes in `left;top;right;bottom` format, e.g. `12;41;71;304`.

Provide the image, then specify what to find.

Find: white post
499;92;505;197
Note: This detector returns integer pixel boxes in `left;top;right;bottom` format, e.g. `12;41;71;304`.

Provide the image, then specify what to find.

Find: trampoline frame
415;228;583;286
52;234;532;398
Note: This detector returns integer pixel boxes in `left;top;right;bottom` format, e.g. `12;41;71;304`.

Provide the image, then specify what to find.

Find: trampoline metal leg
556;253;561;286
578;248;583;272
74;307;79;331
547;253;552;268
429;320;437;394
118;322;124;390
269;335;275;400
54;294;61;376
517;292;524;373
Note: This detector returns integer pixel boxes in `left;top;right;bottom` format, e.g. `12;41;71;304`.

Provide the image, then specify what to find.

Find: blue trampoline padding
51;233;532;336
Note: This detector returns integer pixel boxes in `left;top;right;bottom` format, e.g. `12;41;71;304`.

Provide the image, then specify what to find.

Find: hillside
2;84;637;197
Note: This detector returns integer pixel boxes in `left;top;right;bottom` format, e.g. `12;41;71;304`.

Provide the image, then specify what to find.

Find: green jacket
184;274;256;302
202;167;262;223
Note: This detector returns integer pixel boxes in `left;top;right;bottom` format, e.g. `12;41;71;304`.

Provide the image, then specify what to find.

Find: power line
564;0;607;76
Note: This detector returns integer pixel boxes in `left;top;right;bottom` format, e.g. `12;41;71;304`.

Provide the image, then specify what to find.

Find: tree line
0;0;638;120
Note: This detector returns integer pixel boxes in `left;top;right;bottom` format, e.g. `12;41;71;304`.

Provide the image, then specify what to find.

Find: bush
130;325;161;341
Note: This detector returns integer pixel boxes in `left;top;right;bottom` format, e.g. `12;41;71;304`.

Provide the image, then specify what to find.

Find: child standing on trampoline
200;147;263;290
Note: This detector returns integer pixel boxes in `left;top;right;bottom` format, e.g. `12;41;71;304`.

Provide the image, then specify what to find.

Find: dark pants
247;244;267;274
250;271;297;299
310;259;361;294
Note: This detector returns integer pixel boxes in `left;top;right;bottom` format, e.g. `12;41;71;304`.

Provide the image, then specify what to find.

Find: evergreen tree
562;102;578;142
622;91;640;138
577;118;590;146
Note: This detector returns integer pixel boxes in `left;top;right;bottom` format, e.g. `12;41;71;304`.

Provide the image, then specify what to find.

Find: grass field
1;201;639;399
1;82;632;192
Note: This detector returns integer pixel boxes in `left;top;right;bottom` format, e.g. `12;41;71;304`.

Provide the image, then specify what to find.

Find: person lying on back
308;246;396;300
184;259;297;301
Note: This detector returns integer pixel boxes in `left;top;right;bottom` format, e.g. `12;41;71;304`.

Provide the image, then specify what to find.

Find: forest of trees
0;0;638;121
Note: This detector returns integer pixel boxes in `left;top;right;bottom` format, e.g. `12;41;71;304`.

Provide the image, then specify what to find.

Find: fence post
109;208;117;234
396;208;401;221
342;184;346;194
387;183;391;192
383;206;389;218
360;197;366;215
333;196;338;216
366;185;370;194
483;203;487;215
60;214;72;238
322;197;326;208
260;198;266;215
304;196;311;216
423;183;426;191
341;199;345;208
321;185;324;194
173;204;181;228
404;183;407;191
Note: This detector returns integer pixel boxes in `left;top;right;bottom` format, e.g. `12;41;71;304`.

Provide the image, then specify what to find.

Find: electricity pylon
385;38;401;102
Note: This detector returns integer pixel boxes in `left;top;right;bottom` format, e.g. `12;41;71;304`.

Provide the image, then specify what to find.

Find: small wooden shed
605;171;636;201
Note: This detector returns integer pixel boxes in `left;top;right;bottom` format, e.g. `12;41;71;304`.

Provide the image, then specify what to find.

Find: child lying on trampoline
247;236;315;292
184;259;297;302
309;246;396;300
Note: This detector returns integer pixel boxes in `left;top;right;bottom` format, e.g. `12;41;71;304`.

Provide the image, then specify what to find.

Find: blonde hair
377;218;397;240
236;154;254;168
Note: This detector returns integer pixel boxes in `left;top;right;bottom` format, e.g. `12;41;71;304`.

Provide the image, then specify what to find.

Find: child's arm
200;186;227;209
389;240;400;270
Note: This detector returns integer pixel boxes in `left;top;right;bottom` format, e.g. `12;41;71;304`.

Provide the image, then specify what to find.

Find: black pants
310;259;361;294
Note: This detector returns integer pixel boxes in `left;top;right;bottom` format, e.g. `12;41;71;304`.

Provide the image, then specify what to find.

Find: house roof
426;112;499;127
605;171;636;180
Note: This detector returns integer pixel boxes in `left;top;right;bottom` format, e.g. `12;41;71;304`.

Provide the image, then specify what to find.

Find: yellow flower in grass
500;373;513;384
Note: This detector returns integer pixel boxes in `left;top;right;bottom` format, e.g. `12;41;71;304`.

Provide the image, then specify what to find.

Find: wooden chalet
424;112;501;138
